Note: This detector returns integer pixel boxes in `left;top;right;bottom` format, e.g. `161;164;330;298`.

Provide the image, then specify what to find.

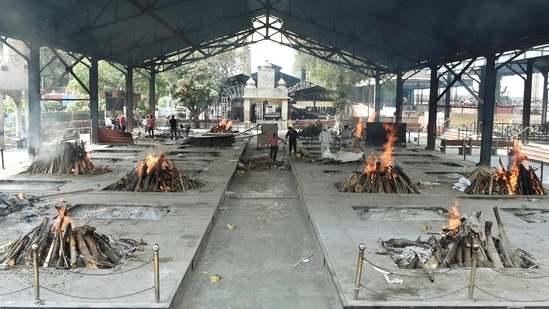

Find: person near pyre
267;132;286;162
285;126;299;155
169;115;178;139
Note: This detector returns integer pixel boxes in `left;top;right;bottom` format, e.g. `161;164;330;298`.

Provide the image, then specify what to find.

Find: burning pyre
337;123;419;194
380;201;537;270
209;117;234;133
26;141;99;174
106;153;205;192
465;145;545;195
0;202;138;269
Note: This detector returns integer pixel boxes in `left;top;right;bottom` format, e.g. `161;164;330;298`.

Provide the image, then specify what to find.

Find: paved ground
0;131;549;308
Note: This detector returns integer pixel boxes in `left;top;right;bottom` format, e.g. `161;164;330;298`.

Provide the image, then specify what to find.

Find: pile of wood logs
105;154;205;192
465;162;545;195
379;207;536;270
26;141;95;174
337;166;419;193
0;203;137;269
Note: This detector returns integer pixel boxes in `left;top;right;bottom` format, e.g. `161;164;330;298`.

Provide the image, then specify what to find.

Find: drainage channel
178;147;334;308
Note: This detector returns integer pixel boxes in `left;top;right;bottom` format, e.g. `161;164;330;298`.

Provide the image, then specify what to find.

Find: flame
53;202;72;233
17;192;25;200
363;123;398;174
213;117;233;133
445;200;461;230
367;111;378;122
355;118;363;138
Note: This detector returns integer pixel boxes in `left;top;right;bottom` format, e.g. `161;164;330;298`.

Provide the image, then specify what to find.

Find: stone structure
243;61;289;130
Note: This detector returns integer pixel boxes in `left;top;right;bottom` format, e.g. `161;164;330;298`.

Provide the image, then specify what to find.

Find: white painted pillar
244;99;251;128
0;92;4;148
281;99;288;130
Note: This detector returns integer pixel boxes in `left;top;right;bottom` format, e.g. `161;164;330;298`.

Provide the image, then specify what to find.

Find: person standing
119;113;127;132
319;127;332;158
267;132;286;162
340;124;352;147
146;115;155;136
169;115;178;139
285;126;299;155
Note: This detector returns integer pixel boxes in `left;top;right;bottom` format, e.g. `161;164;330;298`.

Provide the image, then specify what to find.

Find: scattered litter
226;224;234;230
233;146;241;149
527;197;540;202
294;254;313;267
373;266;403;285
420;225;431;231
219;207;228;210
225;191;235;196
452;176;471;192
210;273;221;282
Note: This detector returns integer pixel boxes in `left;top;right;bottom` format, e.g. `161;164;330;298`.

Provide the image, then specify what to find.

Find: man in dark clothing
169;115;178;139
285;126;299;155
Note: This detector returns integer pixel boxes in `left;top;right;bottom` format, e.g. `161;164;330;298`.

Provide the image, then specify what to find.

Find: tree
293;53;366;112
170;61;221;119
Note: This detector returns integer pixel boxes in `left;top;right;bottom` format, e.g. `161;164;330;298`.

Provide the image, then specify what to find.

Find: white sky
249;41;296;76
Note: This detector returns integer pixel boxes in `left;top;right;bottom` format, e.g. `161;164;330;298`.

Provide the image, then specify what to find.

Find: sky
249;41;296;76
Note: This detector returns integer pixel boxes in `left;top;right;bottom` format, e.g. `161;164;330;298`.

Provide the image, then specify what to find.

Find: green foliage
170;61;221;119
3;96;16;114
65;100;89;111
293;53;366;111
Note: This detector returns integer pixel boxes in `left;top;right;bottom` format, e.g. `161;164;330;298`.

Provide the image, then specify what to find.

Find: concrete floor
0;132;549;308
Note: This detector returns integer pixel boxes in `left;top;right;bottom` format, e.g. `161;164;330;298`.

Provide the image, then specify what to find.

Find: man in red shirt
267;132;286;162
119;114;127;132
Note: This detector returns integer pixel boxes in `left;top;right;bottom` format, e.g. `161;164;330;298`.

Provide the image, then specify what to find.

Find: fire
445;200;461;230
53;202;72;233
355;118;363;138
211;117;233;133
364;123;398;174
367;111;378;122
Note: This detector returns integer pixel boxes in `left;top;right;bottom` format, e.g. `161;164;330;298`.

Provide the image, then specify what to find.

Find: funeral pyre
0;192;40;216
337;123;419;193
26;141;100;174
464;146;545;195
209;117;234;133
0;202;139;269
105;153;205;192
380;201;537;270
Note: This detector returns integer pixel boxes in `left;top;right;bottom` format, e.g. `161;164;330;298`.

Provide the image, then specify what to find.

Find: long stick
493;207;520;267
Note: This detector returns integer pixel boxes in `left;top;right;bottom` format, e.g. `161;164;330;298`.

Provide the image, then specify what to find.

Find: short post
417;133;420;146
153;244;160;303
1;148;4;169
467;244;480;301
353;243;366;300
541;161;544;183
32;244;43;305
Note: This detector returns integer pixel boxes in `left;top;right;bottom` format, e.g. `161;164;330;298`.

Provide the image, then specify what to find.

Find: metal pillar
477;67;486;135
0;92;4;149
479;54;497;166
541;69;548;125
426;65;439;150
126;67;134;132
89;58;99;144
28;44;41;156
395;72;403;123
522;59;534;143
149;69;156;118
374;70;381;122
444;72;451;128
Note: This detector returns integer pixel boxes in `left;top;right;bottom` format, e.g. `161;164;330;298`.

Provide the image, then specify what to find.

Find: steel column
444;72;451;128
426;65;439;150
480;55;497;166
149;69;156;118
126;67;134;132
477;66;486;135
395;72;403;123
89;58;99;144
28;44;41;156
541;69;548;125
374;71;381;122
522;59;534;143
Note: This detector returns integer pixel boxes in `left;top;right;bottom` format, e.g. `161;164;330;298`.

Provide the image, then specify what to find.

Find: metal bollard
353;243;366;300
1;148;4;169
153;244;160;303
32;244;43;305
467;244;480;301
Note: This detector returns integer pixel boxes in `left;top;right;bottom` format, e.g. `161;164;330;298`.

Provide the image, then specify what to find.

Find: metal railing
458;122;476;140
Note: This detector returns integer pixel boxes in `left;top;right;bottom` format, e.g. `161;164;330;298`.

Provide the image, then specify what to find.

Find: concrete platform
0;135;549;308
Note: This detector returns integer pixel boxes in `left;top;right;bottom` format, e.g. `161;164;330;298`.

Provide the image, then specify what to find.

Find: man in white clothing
319;128;332;158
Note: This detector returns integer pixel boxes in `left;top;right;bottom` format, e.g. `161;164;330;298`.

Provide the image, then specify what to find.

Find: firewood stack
0;203;137;269
26;141;95;174
209;118;233;133
465;160;545;195
380;205;537;269
337;166;419;193
106;154;205;192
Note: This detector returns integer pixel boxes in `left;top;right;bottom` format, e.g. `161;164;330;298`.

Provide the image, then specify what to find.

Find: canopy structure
2;0;549;75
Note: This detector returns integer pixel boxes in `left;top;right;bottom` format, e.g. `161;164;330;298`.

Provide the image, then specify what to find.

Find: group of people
267;124;358;162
